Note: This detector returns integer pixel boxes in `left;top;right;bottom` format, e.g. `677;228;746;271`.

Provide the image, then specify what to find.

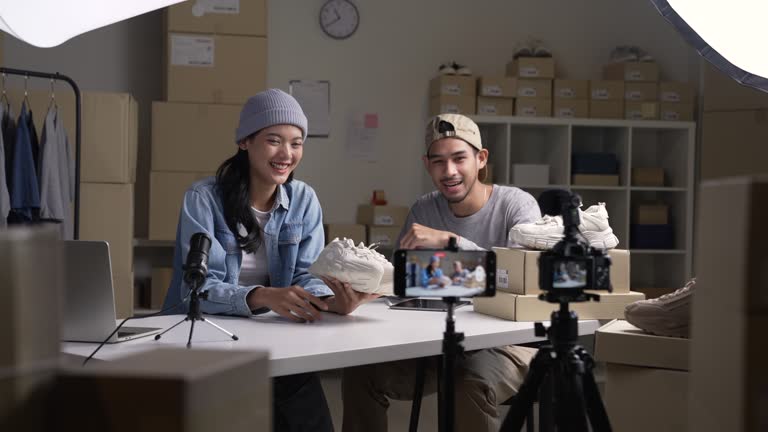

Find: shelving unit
472;115;696;291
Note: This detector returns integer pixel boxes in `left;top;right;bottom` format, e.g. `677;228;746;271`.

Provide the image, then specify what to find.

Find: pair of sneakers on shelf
439;61;472;76
610;45;654;63
513;37;552;59
309;238;393;296
625;278;695;338
509;202;619;250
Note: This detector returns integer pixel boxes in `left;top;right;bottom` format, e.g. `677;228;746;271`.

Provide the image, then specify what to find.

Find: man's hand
246;286;329;323
399;223;456;249
320;276;380;315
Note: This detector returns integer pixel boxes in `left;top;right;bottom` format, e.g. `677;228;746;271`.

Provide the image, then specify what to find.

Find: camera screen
394;249;495;298
552;259;588;289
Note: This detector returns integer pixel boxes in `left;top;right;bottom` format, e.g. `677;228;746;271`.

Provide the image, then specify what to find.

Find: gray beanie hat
235;89;308;143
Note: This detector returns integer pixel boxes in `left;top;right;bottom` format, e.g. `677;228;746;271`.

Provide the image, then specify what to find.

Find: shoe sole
510;228;619;250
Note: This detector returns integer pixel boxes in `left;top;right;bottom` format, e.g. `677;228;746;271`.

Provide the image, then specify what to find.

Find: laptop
62;240;161;343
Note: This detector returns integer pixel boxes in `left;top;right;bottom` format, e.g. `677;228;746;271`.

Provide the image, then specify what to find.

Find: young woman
162;89;377;431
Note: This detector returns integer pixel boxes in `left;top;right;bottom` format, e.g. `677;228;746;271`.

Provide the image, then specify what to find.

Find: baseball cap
424;114;486;182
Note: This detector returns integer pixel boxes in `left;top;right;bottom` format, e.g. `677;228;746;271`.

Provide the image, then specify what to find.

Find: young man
341;114;542;431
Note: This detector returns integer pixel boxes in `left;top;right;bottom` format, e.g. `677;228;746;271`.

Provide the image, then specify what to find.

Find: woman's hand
246;286;329;323
320;276;380;315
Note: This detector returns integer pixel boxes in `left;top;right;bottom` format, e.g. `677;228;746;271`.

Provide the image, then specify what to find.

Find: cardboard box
55;349;270;432
632;167;665;187
6;90;138;184
367;226;401;248
473;291;644;321
604;364;688;432
477;76;516;98
625;102;659;120
634;204;669;225
702;60;768;111
476;97;514;116
505;57;555;79
511;164;550;185
595;320;689;370
553;99;589;118
0;227;62;371
659;81;695;104
152;102;240;172
589;100;623;119
166;0;267;36
165;33;267;104
603;62;660;82
492;247;630;295
660;102;694;121
590;80;625;101
430;95;476;115
554;79;589;99
624;82;658;101
516;79;552;99
514;98;552;117
571;174;619;186
149;171;214;241
701;110;768;180
356;205;409;227
151;267;174;310
429;75;476;98
80;183;134;318
324;223;366;245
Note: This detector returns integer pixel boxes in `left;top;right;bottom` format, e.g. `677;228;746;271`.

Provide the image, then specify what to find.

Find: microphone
183;232;212;288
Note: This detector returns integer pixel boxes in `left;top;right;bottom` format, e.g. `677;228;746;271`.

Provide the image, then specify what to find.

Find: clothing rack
0;67;81;239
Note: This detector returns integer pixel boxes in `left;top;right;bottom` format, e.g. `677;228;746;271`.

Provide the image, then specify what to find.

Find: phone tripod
500;300;612;432
154;281;239;348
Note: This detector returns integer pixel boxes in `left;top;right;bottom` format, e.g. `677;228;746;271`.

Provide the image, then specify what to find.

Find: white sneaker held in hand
309;238;391;295
508;202;619;250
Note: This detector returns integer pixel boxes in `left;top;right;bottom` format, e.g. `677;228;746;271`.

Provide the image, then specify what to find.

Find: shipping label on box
477;76;516;98
430;95;476;115
625;82;659;101
603;62;660;82
625;102;659;120
167;0;267;36
516;79;552;99
660;102;694;121
553;99;589;118
590;80;625;100
515;98;552;117
367;226;401;247
554;79;589;99
505;57;555;79
476;97;514;116
589;100;623;119
429;75;477;97
170;34;215;67
659;82;695;103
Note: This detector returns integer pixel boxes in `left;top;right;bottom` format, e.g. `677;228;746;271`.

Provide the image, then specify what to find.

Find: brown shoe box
595;320;689;370
473;291;644;321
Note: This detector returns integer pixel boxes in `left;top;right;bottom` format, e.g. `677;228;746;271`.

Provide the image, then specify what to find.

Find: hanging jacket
2;102;15;189
8;102;40;223
0;103;10;227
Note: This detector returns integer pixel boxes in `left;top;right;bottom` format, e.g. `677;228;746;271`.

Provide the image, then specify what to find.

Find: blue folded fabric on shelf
572;152;619;175
630;224;675;249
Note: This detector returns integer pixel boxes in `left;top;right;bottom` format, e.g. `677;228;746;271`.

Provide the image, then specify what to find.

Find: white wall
268;0;699;223
2;1;700;228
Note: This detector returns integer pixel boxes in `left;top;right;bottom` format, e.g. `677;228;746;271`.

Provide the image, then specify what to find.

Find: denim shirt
162;177;332;317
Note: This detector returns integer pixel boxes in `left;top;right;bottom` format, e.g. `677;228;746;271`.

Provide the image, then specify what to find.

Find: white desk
62;299;600;376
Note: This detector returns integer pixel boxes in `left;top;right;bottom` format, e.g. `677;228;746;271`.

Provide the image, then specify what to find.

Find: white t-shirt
238;207;271;287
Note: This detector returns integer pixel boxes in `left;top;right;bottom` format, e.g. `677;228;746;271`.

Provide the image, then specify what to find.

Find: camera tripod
154;281;239;348
500;298;611;432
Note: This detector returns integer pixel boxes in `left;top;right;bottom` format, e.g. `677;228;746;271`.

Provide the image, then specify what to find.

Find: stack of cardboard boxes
476;76;516;116
356;204;409;249
429;74;477;116
148;2;268;306
553;79;590;118
506;57;554;117
474;248;644;320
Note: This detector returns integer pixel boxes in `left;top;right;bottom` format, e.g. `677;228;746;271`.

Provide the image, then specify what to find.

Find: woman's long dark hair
215;134;294;253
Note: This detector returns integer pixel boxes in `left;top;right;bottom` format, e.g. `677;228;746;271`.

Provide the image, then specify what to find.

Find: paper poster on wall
346;111;379;162
289;80;330;137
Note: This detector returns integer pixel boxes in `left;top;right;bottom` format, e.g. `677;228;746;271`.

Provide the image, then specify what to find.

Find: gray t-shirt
397;185;541;250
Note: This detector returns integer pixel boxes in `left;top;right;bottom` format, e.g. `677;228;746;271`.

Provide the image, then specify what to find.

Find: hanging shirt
0;103;9;227
26;105;40;176
39;105;73;237
8;102;40;223
238;207;272;287
2;102;15;189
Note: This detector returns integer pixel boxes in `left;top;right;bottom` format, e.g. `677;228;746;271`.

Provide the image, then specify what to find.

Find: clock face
319;0;359;40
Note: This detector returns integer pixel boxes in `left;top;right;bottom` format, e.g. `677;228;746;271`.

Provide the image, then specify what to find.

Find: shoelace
535;215;561;225
652;279;696;303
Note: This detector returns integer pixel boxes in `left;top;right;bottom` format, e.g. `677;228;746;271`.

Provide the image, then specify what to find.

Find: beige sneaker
624;278;696;338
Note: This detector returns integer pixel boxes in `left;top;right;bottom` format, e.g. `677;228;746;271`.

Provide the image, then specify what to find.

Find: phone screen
393;249;496;298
